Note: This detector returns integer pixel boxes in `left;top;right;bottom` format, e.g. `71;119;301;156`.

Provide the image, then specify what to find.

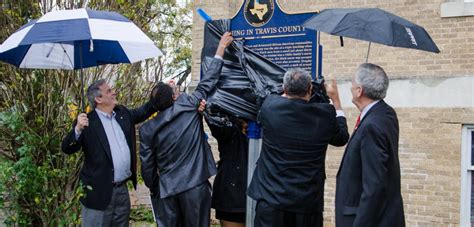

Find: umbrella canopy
303;8;440;53
0;8;163;69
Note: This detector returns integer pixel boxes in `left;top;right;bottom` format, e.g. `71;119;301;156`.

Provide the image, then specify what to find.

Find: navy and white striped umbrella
0;8;163;69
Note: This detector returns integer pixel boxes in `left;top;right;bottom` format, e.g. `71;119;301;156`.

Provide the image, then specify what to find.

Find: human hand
216;32;233;57
168;79;176;87
198;99;206;113
219;32;233;48
324;77;342;110
75;113;89;133
168;79;180;98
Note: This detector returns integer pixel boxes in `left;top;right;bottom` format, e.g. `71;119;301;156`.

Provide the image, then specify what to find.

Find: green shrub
0;107;81;225
0;1;191;225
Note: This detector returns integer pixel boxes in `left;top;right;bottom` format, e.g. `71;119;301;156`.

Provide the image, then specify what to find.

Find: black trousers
254;200;323;227
151;182;211;227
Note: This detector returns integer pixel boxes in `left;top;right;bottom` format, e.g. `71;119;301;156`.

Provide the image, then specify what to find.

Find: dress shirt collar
95;108;116;119
360;100;380;120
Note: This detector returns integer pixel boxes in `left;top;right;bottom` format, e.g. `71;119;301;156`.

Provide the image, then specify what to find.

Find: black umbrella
303;8;440;62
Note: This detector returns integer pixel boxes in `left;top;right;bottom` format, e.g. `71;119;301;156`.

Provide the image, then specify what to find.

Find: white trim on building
337;76;474;108
460;125;474;226
441;0;474;17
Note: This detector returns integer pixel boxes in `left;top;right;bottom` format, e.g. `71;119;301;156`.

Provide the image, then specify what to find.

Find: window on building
461;126;474;226
471;171;474;224
441;0;474;17
471;130;474;224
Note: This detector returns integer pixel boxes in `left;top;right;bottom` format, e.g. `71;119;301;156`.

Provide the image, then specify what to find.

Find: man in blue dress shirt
62;79;157;226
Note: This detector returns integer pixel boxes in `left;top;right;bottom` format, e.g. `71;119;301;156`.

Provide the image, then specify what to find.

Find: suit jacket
139;57;222;199
248;94;349;213
61;102;156;210
335;100;405;227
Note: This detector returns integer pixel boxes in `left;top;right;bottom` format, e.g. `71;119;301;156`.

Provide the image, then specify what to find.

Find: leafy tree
0;0;191;225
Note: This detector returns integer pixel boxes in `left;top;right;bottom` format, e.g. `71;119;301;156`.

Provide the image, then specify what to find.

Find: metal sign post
246;121;262;227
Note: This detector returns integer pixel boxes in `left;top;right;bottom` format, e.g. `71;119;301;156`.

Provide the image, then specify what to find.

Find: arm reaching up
215;32;233;58
192;32;233;101
326;78;349;146
325;78;342;110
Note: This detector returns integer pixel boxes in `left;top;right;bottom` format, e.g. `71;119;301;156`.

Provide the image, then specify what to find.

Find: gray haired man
248;68;349;227
335;63;405;227
62;80;157;226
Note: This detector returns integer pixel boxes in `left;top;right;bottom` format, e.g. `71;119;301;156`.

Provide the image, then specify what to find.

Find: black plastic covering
202;19;329;125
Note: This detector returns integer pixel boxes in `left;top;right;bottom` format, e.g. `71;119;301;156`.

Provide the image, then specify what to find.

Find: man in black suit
61;80;157;226
247;68;349;227
335;63;405;227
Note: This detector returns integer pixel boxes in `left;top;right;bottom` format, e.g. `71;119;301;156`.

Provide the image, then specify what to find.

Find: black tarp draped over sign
201;19;328;124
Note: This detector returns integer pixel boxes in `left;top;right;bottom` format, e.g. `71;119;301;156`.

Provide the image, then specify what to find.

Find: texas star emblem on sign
244;0;275;27
232;0;321;78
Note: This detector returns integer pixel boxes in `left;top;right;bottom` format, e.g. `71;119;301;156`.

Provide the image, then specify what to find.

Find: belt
112;180;127;187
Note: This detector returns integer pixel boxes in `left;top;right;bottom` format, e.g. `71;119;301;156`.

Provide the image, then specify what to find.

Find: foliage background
0;0;192;225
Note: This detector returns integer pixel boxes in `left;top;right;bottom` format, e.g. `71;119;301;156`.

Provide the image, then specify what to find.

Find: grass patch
130;205;154;223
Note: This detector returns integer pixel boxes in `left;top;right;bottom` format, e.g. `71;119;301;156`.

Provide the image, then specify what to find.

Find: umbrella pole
80;68;85;112
80;42;85;112
366;41;371;63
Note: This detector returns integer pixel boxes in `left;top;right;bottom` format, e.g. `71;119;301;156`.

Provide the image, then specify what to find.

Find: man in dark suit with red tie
248;68;349;227
335;63;405;227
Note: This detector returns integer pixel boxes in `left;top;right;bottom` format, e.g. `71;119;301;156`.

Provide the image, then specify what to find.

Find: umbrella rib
17;45;33;68
46;43;56;58
382;10;395;45
330;13;351;35
59;43;74;69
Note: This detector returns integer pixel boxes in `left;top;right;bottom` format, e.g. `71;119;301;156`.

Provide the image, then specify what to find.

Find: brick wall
192;0;474;226
193;0;474;81
324;107;474;226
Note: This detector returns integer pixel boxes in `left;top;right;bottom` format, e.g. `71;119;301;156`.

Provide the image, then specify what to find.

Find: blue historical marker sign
231;0;321;78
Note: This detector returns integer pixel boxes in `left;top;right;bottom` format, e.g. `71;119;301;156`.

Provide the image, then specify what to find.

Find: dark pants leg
254;200;323;227
81;205;104;227
178;181;212;227
254;200;284;227
81;184;130;227
294;211;322;227
154;194;182;227
153;182;211;227
102;184;131;227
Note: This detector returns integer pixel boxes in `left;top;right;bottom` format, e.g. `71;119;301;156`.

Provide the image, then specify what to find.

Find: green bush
0;1;192;225
0;72;84;225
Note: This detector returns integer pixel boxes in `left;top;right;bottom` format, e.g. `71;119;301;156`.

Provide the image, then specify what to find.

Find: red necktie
354;115;361;130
